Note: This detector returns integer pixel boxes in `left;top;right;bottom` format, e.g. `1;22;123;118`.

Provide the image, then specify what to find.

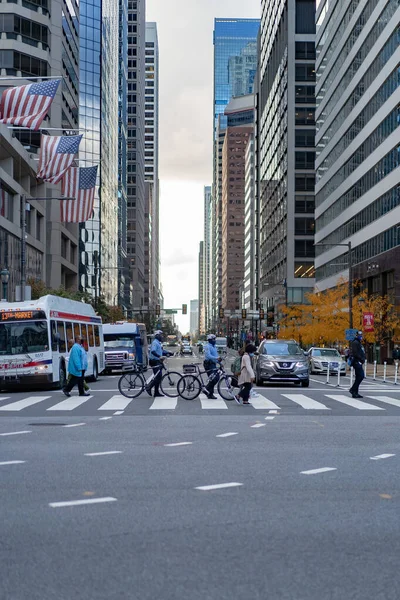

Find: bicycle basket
183;364;197;374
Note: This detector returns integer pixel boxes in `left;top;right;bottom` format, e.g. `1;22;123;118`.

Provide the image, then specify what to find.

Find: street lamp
315;241;353;329
0;267;10;301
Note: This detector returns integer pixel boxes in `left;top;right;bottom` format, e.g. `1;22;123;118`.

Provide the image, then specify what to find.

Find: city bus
103;322;148;373
166;334;178;346
0;295;104;389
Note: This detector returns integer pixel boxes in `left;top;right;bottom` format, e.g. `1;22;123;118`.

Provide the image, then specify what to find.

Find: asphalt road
1;408;399;600
1;353;400;417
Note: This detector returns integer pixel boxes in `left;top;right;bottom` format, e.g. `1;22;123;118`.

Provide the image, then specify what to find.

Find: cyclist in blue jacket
204;334;221;399
147;330;172;397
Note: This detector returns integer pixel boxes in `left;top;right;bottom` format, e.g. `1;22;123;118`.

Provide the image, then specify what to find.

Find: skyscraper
211;18;260;330
314;0;400;317
190;299;199;336
202;185;212;332
257;0;316;322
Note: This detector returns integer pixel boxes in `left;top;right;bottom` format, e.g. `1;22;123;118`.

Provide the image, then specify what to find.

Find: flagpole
0;76;62;81
8;127;89;132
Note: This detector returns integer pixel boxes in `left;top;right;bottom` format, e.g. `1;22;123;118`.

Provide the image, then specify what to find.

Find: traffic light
182;304;187;315
259;308;265;320
241;309;247;319
219;307;224;318
156;304;160;316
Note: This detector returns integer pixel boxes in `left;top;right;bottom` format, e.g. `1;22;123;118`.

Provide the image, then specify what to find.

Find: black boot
153;385;165;398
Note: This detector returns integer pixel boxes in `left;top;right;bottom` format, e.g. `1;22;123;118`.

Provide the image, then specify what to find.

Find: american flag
60;166;98;223
37;135;82;184
0;79;60;130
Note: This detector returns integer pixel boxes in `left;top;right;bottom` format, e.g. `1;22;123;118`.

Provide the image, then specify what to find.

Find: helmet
154;330;163;336
207;334;216;341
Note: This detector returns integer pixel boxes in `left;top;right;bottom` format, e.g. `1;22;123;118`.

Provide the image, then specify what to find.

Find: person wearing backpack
235;344;256;405
230;348;244;388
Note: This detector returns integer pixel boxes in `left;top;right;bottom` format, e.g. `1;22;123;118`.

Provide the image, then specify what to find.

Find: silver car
308;348;346;374
255;339;309;387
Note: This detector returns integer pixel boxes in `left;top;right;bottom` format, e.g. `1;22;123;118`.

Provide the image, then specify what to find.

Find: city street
1;354;400;599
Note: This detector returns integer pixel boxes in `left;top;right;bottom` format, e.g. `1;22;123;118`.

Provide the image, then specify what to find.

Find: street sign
165;309;177;314
345;328;358;341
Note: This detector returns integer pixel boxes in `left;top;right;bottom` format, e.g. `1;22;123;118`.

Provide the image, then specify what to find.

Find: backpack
231;356;242;377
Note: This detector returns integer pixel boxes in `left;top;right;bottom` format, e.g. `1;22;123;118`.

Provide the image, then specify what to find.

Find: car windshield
313;349;340;357
0;321;49;355
262;343;302;356
104;337;135;349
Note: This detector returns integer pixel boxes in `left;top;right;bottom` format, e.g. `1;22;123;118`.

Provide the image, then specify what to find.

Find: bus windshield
0;320;49;355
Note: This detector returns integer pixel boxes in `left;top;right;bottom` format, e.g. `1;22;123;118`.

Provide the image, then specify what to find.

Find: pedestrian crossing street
2;390;400;414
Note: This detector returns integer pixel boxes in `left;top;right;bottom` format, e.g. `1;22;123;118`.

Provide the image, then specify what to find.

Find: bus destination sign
0;310;46;322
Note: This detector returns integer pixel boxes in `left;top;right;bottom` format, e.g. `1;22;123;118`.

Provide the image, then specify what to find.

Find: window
295;195;315;213
295;174;315;191
295;85;315;103
57;321;66;353
73;323;81;341
65;322;73;350
295;64;316;81
295;239;315;257
295;41;316;59
94;325;100;347
88;325;94;347
51;321;58;351
36;213;43;241
295;151;315;169
81;325;88;350
295;217;315;235
294;262;315;278
295;130;315;147
295;108;315;125
296;0;316;33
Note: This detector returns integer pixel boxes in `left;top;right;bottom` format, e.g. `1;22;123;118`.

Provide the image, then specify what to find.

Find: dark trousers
149;359;163;394
350;361;364;395
64;372;85;396
205;365;218;394
239;382;252;403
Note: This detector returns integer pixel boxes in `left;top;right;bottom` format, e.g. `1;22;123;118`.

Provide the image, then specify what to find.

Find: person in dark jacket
349;331;365;398
392;346;400;364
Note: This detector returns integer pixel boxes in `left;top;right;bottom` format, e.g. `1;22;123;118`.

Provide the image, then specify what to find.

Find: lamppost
0;267;10;301
315;241;353;329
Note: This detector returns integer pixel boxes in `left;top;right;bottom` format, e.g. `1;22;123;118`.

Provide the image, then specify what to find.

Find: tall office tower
244;135;256;310
314;0;400;318
190;299;199;336
0;0;80;296
126;0;146;315
79;0;119;305
202;185;212;331
144;21;159;312
117;0;129;311
258;0;316;322
211;18;260;329
198;241;205;334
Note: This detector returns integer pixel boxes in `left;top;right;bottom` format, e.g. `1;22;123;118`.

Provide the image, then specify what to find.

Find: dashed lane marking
195;482;243;491
164;442;193;447
216;432;238;438
0;460;26;466
49;497;117;508
62;423;86;428
84;451;123;457
0;430;32;436
370;454;396;460
300;467;337;475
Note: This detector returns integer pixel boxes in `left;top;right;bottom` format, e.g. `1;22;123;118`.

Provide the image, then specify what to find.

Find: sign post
345;328;358;341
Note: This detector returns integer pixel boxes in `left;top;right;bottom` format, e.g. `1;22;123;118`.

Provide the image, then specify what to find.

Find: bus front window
0;321;49;355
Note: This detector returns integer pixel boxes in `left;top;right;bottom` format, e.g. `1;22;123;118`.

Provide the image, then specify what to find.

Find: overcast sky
146;0;261;333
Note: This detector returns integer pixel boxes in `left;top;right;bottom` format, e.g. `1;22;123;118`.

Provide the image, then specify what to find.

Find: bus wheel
59;364;66;389
91;359;98;382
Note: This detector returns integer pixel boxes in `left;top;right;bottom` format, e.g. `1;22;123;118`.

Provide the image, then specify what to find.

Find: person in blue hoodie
63;336;90;397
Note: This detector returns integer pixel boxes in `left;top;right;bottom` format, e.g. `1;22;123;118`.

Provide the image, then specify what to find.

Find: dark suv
255;339;309;387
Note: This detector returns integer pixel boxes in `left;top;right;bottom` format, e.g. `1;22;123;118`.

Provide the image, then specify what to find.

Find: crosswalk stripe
199;394;228;409
324;394;385;410
282;394;330;410
47;395;93;411
0;397;10;402
0;396;51;411
249;396;280;410
98;395;133;411
366;396;400;408
149;396;178;410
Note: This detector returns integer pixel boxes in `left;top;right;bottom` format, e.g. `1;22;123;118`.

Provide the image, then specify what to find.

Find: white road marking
0;430;31;436
199;394;228;409
301;468;337;475
164;442;193;447
149;397;178;410
367;396;400;408
98;395;133;411
195;482;243;491
62;423;86;428
282;394;330;410
84;451;123;457
47;396;93;411
0;396;51;411
249;397;280;410
269;409;279;414
370;454;396;460
0;460;26;466
216;432;238;438
265;416;275;420
49;497;117;508
113;411;124;415
325;394;385;410
251;423;266;428
0;397;10;402
99;417;113;421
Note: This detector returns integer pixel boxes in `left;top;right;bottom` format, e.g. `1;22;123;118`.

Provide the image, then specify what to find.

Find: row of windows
316;226;399;281
295;262;315;278
317;107;400;206
0;14;49;48
295;217;315;235
295;151;315;170
317;185;400;251
295;239;315;258
5;0;49;15
295;85;315;103
317;146;400;229
295;195;315;214
295;108;315;125
295;41;315;60
317;65;399;162
295;174;315;192
317;26;399;127
50;320;101;353
0;50;48;76
295;130;315;147
295;64;316;82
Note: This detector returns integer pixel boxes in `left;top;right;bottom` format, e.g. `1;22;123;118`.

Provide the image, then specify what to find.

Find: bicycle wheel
118;373;145;398
177;375;201;400
218;375;236;401
160;371;182;398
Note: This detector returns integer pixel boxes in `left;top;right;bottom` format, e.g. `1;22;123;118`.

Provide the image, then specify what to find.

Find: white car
308;348;346;374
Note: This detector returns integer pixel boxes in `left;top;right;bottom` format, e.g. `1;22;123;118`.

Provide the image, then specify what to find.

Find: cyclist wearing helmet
204;334;221;399
147;330;172;398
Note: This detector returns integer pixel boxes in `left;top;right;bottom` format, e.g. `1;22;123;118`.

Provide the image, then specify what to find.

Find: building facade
211;18;260;329
314;0;400;342
199;240;205;334
190;299;199;336
0;0;80;297
258;0;316;322
244;135;256;309
201;185;212;332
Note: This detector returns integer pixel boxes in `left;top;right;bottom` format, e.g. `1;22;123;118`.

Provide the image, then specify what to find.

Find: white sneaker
250;389;258;398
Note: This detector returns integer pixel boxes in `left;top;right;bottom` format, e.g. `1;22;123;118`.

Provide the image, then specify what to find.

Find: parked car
255;339;309;387
308;347;346;374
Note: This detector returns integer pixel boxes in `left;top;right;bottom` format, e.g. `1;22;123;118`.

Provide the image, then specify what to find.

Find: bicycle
118;358;182;398
177;359;236;401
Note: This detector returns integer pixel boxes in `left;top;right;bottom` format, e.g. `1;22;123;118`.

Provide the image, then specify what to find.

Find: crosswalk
1;390;400;414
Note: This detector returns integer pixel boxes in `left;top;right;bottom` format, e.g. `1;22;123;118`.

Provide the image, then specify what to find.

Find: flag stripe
0;80;60;131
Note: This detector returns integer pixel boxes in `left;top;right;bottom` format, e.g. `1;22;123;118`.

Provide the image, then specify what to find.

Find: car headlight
262;361;274;367
128;353;135;360
296;362;307;368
